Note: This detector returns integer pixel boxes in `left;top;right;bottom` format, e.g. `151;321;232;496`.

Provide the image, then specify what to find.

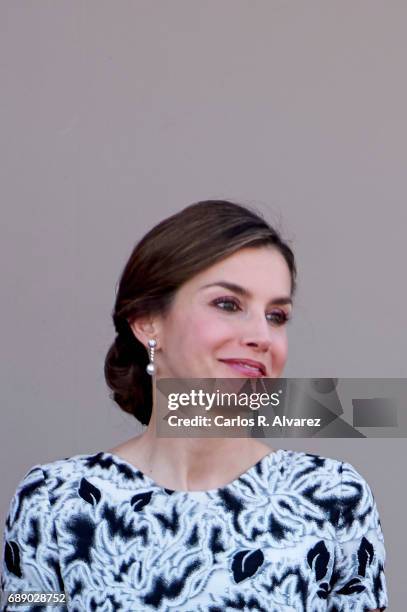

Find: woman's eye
212;298;240;312
267;311;291;326
212;298;291;326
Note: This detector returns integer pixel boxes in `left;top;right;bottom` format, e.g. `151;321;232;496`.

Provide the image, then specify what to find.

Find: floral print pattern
1;449;388;611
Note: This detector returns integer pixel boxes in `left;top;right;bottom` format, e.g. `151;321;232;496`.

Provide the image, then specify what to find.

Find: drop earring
146;338;157;375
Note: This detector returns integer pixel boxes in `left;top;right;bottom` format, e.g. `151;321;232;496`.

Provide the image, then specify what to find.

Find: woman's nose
240;316;273;352
245;336;272;352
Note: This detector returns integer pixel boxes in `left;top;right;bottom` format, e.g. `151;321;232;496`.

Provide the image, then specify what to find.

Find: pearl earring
146;338;157;375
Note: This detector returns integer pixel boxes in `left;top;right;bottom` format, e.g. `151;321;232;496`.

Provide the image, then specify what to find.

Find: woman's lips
219;360;266;377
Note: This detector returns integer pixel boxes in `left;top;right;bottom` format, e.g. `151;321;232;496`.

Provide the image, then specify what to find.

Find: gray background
1;1;405;607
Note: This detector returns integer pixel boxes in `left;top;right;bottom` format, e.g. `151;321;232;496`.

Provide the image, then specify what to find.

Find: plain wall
1;1;405;606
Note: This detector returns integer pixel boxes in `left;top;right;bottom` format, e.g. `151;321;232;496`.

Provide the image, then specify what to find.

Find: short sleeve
328;461;389;612
1;466;67;611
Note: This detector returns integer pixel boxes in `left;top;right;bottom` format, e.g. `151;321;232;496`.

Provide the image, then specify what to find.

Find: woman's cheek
194;315;230;345
272;333;288;358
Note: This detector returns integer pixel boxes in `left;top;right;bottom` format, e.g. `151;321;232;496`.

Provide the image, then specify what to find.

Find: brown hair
104;200;297;425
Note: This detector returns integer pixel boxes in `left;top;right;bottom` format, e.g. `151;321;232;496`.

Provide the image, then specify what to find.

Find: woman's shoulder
14;451;105;482
280;449;382;517
279;448;345;475
281;447;367;472
9;451;132;501
278;448;375;497
3;452;142;532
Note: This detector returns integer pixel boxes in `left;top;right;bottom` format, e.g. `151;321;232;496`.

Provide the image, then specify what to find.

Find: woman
1;200;388;611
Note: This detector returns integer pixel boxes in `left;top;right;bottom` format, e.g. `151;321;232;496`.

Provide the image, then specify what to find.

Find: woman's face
145;246;293;379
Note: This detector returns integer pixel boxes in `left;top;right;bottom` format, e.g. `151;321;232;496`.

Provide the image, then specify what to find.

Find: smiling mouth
218;359;266;377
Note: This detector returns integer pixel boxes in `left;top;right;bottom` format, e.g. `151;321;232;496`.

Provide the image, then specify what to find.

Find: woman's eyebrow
200;281;293;306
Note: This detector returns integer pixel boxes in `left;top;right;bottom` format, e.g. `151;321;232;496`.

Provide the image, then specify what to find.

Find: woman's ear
128;316;161;349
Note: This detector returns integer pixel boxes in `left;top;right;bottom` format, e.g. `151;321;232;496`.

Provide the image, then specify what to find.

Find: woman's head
104;200;297;425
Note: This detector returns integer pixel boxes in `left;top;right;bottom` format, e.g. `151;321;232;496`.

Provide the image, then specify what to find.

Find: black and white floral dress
1;449;388;611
